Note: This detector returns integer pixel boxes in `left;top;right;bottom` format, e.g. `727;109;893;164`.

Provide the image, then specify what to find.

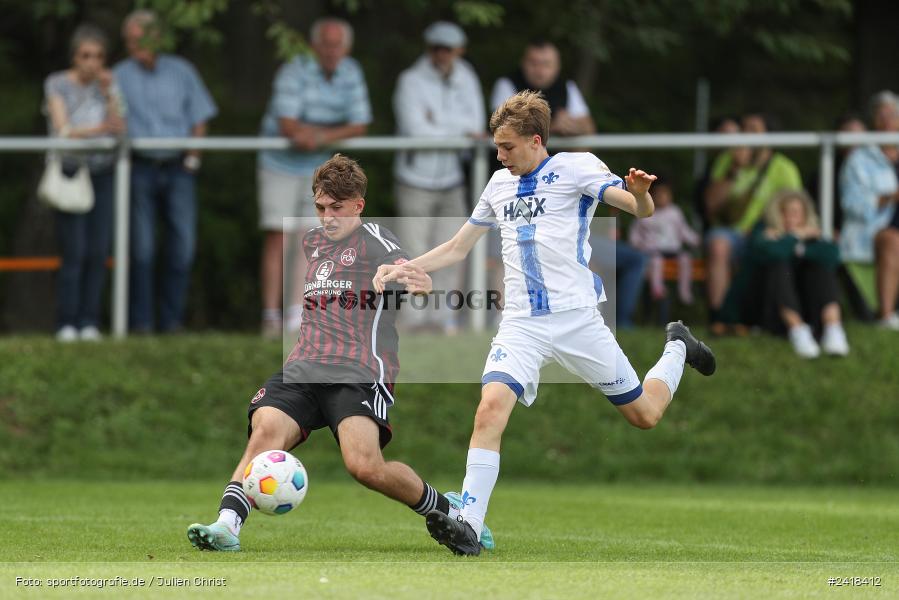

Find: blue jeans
55;168;115;329
589;237;648;329
130;159;197;332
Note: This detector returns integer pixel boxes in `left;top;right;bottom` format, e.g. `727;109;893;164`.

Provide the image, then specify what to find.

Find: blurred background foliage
1;0;896;332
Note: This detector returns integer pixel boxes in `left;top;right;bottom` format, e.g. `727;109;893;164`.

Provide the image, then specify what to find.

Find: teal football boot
444;491;495;550
187;522;241;552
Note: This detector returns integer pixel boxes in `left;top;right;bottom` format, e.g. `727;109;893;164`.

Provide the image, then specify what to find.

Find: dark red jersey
285;222;409;401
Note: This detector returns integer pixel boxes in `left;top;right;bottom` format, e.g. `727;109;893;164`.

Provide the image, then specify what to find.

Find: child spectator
629;177;700;305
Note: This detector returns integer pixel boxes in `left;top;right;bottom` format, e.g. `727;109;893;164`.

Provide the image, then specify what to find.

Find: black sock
219;480;250;525
410;482;450;516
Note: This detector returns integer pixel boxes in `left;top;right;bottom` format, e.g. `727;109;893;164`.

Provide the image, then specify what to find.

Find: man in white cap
393;21;485;334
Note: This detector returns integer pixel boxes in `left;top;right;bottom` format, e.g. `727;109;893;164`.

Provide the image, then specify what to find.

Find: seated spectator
257;17;371;338
629;176;700;305
692;116;740;235
44;24;124;342
839;91;899;329
114;9;218;334
393;21;484;334
807;112;866;237
490;40;595;136
589;215;647;329
747;190;848;358
703;112;803;333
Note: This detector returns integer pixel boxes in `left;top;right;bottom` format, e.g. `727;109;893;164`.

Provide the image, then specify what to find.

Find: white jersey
469;152;625;318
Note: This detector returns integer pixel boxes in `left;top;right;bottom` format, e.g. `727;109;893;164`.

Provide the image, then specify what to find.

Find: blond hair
764;189;820;235
489;90;551;145
312;154;367;200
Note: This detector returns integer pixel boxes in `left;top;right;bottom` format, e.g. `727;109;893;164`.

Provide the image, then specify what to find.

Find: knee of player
624;402;662;430
249;411;292;448
343;454;384;487
630;415;658;430
473;394;511;433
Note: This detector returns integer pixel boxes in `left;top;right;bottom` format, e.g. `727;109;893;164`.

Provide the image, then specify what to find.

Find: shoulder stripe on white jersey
363;223;399;252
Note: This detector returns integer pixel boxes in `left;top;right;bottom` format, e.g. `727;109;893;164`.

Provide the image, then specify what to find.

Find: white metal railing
3;131;899;337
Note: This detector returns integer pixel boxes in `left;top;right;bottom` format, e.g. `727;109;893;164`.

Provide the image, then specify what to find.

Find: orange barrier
662;257;706;282
0;257;114;272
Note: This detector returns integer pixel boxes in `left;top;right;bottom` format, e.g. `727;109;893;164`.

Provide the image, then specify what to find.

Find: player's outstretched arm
373;222;487;293
604;168;657;218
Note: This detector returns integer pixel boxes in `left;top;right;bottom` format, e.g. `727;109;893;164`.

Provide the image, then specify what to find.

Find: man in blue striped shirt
114;9;218;333
257;18;372;338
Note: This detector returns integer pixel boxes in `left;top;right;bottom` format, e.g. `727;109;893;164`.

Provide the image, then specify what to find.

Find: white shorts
481;307;642;406
257;167;316;231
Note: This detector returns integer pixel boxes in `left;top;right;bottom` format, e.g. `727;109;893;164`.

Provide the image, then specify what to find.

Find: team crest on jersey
340;248;357;266
251;388;265;404
541;171;559;184
315;260;335;281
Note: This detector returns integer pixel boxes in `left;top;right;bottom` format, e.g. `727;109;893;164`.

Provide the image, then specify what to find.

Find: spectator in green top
703;113;803;333
745;189;848;358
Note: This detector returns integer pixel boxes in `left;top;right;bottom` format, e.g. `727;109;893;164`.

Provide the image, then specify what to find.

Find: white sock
217;508;242;536
459;448;500;539
644;340;686;398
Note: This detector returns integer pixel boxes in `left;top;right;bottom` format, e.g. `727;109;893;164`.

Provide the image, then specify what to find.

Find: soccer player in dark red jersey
188;154;493;551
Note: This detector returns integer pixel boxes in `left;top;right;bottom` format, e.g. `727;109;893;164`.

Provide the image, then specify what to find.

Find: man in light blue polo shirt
114;9;217;333
257;17;372;338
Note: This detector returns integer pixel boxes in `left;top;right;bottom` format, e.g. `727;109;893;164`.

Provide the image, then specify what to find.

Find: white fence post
818;134;836;241
468;141;490;332
112;141;131;338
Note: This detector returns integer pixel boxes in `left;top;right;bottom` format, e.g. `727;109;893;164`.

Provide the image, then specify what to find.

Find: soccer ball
242;450;308;516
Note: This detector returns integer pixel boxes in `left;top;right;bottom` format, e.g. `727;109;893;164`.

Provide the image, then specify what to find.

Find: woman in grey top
44;24;124;341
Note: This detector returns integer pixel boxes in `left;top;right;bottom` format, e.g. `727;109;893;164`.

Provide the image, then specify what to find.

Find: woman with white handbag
42;24;125;342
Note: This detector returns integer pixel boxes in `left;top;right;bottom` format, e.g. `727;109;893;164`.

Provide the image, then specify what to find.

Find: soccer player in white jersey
374;90;715;556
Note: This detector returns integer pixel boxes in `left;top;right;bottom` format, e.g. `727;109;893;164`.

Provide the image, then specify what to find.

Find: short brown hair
489;90;551;145
312;154;367;200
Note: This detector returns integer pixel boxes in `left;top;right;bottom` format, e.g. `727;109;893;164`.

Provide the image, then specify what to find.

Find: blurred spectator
692;116;739;234
747;190;848;358
490;40;595;136
393;21;484;333
629;176;700;305
703;113;802;333
114;9;217;333
257;17;371;337
589;215;647;330
807;112;866;237
44;24;124;342
839;91;899;329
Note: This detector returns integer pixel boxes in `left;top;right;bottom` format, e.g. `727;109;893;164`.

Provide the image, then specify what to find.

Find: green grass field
3;327;898;597
1;480;897;598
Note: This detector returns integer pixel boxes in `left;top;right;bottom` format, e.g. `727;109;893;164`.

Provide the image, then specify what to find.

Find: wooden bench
0;257;114;272
662;257;706;282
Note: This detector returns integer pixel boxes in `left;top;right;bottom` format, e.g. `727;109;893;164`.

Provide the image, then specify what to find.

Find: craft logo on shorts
251;388;266;404
315;260;335;281
340;248;357;266
393;257;408;265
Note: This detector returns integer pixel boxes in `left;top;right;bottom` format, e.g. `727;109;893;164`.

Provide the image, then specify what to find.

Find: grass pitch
1;480;897;598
